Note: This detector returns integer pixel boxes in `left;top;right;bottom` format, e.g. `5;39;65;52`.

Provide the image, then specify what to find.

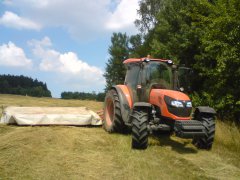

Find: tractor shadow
150;134;197;154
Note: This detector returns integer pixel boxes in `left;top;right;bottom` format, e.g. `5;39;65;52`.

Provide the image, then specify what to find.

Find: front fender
195;106;216;115
194;106;216;120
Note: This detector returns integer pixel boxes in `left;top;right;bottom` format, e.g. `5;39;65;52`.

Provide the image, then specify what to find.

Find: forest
61;91;105;102
104;0;240;122
0;74;52;97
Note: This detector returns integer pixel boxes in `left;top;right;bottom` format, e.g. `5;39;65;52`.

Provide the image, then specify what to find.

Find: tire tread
193;115;215;150
131;110;148;149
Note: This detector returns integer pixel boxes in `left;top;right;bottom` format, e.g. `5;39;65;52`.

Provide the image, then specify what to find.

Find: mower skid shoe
174;120;205;138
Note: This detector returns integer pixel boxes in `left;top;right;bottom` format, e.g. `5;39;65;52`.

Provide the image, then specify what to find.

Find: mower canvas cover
0;106;102;126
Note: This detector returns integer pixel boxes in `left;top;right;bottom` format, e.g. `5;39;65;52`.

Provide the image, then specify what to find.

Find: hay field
0;94;239;179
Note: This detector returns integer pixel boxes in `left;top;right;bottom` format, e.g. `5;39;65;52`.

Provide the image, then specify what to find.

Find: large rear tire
103;89;125;133
131;110;149;150
192;113;215;150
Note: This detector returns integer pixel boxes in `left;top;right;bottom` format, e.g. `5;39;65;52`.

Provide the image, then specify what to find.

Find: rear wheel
192;113;215;150
103;89;125;133
131;110;149;149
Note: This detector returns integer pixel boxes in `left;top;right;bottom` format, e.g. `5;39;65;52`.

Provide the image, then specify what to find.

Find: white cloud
106;0;139;31
2;0;139;38
28;36;52;47
0;42;32;68
29;37;104;87
0;11;41;30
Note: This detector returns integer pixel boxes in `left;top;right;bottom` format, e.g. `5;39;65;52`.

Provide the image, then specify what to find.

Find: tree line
61;91;105;102
0;74;52;97
104;0;240;122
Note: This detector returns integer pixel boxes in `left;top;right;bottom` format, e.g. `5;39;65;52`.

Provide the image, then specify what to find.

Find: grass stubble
0;94;239;180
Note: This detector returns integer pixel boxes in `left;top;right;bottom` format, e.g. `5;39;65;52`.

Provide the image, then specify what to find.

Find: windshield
146;62;173;89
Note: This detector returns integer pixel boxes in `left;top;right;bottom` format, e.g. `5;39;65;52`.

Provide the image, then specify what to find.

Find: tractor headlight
170;100;184;108
164;96;184;108
186;101;192;108
164;96;187;108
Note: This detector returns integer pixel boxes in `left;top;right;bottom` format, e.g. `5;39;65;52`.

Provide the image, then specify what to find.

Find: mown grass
0;94;239;180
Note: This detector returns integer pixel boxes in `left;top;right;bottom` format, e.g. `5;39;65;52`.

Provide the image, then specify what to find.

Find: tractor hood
150;89;190;101
149;89;192;120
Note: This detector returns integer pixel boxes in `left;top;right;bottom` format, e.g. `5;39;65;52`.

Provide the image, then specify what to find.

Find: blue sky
0;0;139;97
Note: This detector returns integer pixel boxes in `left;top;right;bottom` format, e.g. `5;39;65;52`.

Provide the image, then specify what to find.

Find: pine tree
104;33;129;90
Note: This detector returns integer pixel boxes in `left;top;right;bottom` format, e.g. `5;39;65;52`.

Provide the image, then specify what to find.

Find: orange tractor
103;57;215;150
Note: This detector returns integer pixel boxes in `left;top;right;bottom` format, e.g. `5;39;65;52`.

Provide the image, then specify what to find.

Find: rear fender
112;85;132;124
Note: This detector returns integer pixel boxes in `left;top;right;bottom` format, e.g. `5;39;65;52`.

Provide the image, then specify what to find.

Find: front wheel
192;113;215;150
131;110;149;149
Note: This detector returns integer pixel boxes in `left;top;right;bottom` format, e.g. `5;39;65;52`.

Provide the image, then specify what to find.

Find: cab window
125;63;141;89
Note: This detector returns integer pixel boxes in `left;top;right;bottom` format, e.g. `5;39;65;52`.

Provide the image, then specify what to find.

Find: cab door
124;63;141;103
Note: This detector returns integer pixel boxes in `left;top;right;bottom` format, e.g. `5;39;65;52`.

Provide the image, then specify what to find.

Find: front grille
167;106;192;117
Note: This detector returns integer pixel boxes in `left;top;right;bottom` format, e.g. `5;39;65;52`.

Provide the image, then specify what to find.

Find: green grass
0;94;103;114
0;94;240;179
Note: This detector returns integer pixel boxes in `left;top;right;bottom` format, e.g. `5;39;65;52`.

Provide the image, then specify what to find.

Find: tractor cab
124;58;190;103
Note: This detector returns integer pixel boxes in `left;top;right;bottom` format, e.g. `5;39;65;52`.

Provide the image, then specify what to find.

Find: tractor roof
123;57;170;64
